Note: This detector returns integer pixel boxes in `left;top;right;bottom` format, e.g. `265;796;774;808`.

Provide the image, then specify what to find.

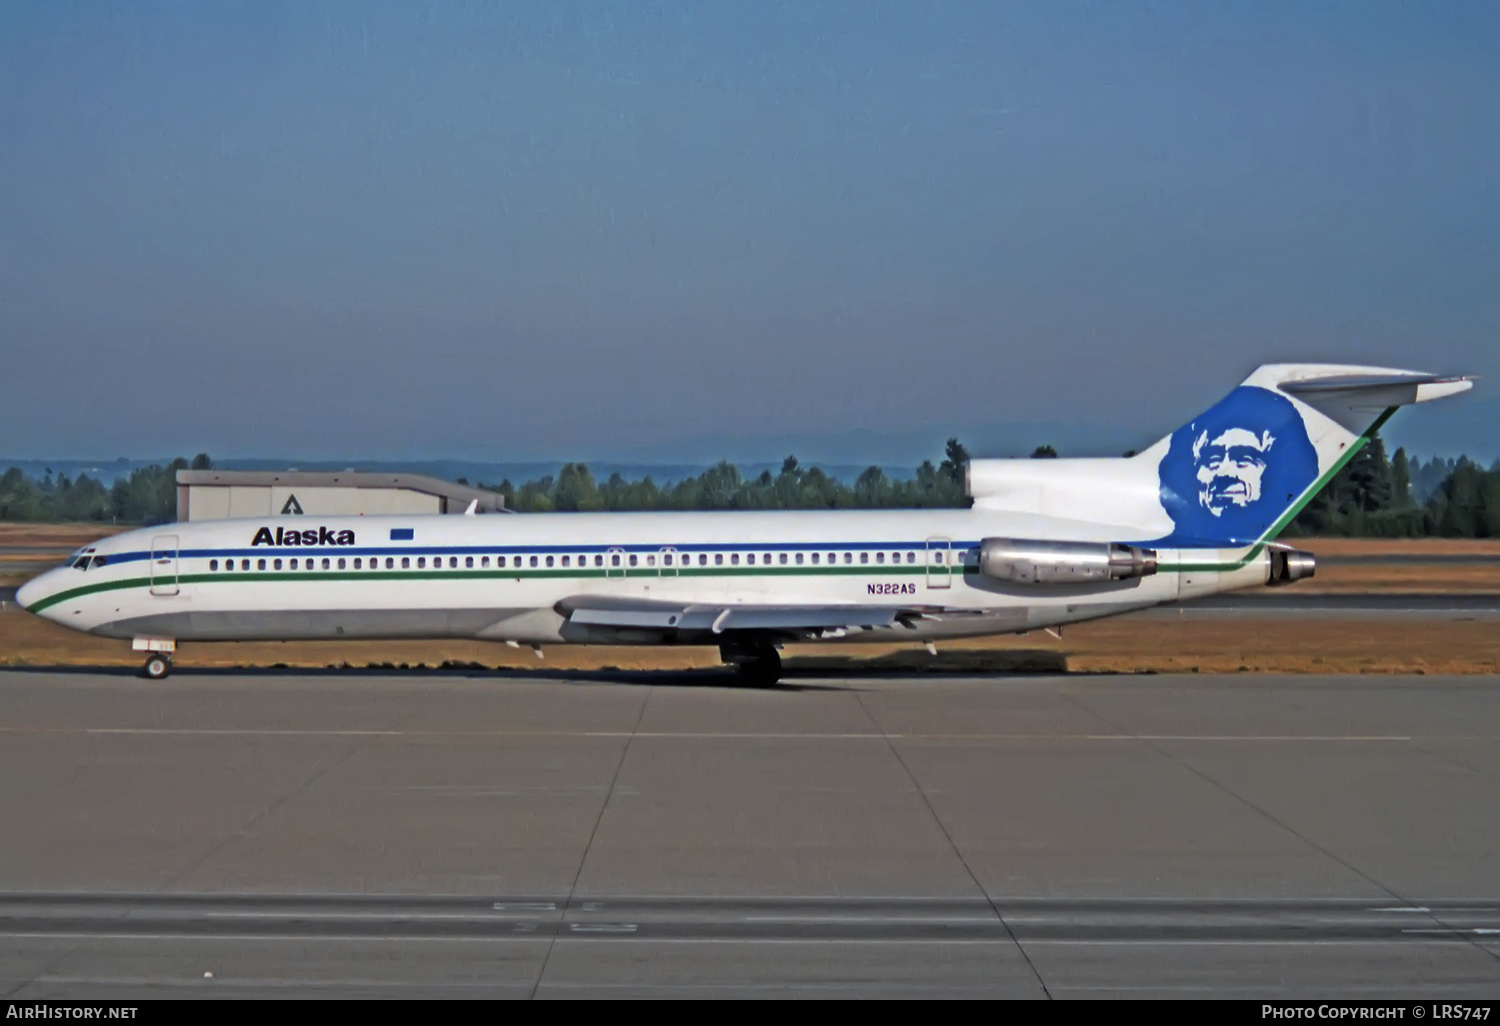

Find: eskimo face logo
1193;427;1275;517
1158;386;1318;546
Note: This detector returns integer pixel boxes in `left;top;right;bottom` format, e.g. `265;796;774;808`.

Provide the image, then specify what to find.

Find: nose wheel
142;654;173;680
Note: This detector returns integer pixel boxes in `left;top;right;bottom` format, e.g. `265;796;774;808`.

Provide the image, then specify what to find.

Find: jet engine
979;538;1158;585
1266;547;1316;586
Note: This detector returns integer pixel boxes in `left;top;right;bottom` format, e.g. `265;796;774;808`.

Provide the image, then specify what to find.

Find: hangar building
175;470;508;522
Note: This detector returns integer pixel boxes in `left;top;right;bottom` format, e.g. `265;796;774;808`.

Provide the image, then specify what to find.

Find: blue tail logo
1156;386;1319;547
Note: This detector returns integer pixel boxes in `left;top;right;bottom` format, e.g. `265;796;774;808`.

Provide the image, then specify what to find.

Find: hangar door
150;535;179;597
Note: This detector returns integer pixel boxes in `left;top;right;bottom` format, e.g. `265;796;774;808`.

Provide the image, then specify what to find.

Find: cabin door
150;535;180;596
925;536;952;590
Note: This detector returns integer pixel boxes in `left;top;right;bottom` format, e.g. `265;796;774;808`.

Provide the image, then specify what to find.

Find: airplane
16;363;1472;685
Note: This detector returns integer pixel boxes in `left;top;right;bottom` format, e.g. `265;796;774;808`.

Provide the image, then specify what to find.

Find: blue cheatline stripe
25;560;971;614
99;539;986;565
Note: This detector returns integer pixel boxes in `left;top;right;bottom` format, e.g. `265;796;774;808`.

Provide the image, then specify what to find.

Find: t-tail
963;363;1472;554
1141;364;1472;549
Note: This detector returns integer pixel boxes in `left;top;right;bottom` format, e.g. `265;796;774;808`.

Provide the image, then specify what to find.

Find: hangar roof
175;469;509;514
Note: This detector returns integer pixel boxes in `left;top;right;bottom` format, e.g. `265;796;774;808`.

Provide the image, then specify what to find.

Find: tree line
2;439;1499;537
481;440;975;512
0;454;210;524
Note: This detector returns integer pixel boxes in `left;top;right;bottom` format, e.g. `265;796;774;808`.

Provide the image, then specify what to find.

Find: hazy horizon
4;2;1497;460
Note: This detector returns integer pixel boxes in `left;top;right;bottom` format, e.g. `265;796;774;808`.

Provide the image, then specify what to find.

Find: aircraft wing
555;596;911;635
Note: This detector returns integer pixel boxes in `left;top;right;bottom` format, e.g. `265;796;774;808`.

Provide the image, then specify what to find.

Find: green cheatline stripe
1159;406;1399;573
23;563;951;614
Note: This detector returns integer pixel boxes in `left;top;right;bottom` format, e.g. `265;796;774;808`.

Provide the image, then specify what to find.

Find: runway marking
494;903;557;912
1085;735;1414;742
1;933;1479;946
1371;907;1431;913
0;728;1467;742
1403;928;1500;935
568;923;638;933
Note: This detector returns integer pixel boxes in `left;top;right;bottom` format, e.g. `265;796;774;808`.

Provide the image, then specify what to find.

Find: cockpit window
90;555;107;568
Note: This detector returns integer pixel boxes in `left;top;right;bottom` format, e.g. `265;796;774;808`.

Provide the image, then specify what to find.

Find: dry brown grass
2;608;1494;676
0;523;130;548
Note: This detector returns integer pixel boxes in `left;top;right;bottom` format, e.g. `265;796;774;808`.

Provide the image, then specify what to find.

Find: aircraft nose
15;573;50;612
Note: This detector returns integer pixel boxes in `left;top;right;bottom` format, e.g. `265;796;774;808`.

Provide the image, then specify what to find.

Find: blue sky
2;1;1497;464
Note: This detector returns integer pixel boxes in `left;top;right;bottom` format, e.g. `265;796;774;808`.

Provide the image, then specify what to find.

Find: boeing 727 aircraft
16;363;1472;684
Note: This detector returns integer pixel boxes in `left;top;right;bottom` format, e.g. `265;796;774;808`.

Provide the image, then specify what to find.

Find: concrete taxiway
1;668;1498;998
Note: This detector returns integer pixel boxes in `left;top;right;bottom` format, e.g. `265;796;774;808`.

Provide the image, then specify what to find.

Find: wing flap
559;597;901;634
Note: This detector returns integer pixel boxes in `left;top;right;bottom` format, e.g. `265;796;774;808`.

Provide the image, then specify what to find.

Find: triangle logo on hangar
280;494;304;515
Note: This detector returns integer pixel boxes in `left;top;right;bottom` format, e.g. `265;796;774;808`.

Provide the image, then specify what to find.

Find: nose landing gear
133;638;176;680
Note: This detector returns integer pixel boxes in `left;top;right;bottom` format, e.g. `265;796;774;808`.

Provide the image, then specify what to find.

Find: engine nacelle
1267;547;1316;586
978;538;1158;586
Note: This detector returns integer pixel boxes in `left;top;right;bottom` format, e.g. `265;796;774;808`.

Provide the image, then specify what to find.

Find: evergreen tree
940;438;969;484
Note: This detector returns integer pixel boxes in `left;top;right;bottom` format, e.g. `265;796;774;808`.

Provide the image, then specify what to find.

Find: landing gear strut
720;642;781;688
142;654;172;680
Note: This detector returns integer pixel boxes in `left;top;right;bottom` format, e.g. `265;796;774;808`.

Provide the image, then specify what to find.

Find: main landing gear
720;641;781;688
142;654;172;680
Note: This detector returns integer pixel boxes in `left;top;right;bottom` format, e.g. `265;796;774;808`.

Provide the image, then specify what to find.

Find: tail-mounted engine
979;538;1158;586
1267;547;1316;586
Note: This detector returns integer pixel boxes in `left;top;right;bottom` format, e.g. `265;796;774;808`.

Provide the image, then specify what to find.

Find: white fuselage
18;506;1268;647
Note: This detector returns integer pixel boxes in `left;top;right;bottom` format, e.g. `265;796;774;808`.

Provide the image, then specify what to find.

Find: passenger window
322;558;331;570
828;553;836;564
628;554;638;567
385;557;394;569
810;553;819;564
254;559;263;571
664;554;672;566
699;554;708;566
646;555;655;567
844;552;852;564
274;559;283;570
417;557;426;569
795;553;804;565
546;556;554;567
876;552;884;564
860;552;868;564
242;559;250;571
466;556;474;568
288;559;296;570
401;557;410;569
611;554;620;567
560;555;569;567
714;553;723;566
729;553;738;565
907;552;915;563
481;556;489;568
337;558;346;570
530;555;538;568
779;553;788;565
210;559;218;571
496;556;506;568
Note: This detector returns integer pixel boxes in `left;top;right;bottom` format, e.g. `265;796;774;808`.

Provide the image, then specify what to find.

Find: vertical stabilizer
1146;364;1471;547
